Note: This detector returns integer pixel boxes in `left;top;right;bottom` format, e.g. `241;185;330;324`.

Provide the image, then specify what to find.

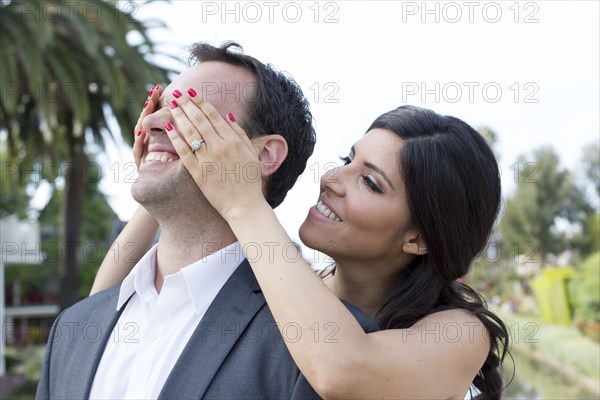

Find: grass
497;310;600;383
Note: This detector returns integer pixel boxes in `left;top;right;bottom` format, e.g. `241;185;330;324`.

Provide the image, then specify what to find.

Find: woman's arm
89;84;162;295
90;205;158;295
166;94;490;399
223;206;489;399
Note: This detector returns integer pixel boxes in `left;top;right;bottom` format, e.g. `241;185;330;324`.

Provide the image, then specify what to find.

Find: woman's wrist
223;197;274;230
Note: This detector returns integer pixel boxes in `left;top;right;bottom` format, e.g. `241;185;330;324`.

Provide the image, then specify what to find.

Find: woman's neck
326;260;394;318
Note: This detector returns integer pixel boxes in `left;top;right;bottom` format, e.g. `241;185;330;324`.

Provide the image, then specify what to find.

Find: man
36;42;378;399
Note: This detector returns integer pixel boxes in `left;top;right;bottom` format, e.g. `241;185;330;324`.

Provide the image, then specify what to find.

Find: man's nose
141;106;172;137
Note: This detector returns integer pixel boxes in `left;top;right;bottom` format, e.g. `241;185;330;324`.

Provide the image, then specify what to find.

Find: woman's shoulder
364;308;491;398
424;307;487;326
415;308;491;346
378;308;490;368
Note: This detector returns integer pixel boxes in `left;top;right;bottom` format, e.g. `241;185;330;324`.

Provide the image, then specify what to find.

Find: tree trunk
58;129;86;311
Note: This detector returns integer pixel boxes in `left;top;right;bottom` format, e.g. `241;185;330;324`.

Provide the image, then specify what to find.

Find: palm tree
0;0;173;309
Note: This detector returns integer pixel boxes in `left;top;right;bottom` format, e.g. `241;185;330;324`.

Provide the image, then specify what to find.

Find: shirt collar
182;241;245;316
117;244;158;310
116;242;245;316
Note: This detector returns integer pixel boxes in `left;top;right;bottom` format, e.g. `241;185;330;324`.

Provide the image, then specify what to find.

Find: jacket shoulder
59;285;120;319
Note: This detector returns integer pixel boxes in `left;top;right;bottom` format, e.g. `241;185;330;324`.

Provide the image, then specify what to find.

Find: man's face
131;61;257;207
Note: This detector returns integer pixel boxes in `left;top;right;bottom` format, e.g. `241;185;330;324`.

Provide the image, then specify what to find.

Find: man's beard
131;168;209;216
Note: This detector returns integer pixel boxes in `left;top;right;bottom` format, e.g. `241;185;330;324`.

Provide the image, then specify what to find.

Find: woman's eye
362;175;383;194
339;156;351;165
337;156;383;194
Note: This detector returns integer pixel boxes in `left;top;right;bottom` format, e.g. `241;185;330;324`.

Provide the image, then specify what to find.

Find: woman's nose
321;166;346;197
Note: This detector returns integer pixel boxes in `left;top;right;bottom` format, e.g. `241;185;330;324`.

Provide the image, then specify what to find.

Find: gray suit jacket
36;260;379;399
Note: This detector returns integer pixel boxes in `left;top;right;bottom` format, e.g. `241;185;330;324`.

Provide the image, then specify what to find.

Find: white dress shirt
89;242;245;399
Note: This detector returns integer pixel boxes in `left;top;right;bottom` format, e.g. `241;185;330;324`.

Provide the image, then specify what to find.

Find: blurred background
0;0;598;398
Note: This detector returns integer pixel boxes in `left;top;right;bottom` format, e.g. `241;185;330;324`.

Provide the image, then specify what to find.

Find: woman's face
299;128;419;267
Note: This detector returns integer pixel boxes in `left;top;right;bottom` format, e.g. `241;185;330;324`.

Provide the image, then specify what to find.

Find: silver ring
191;139;204;152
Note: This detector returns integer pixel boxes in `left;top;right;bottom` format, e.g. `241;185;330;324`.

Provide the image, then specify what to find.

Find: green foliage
1;0;173;151
500;146;594;264
77;169;115;296
4;346;45;382
530;267;575;325
581;142;600;200
4;346;46;397
500;180;538;256
5;163;115;302
585;213;600;254
572;213;600;258
1;0;173;309
0;135;34;218
467;254;519;303
34;159;116;298
4;263;58;298
568;252;600;323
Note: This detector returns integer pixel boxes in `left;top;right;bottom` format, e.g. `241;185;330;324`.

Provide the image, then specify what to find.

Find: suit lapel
76;288;132;399
158;260;264;399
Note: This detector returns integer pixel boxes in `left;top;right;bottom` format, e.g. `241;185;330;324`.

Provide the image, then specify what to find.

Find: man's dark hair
188;41;316;208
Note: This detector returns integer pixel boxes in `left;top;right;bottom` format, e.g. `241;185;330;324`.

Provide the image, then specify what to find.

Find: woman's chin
298;219;322;251
298;219;311;247
299;222;338;259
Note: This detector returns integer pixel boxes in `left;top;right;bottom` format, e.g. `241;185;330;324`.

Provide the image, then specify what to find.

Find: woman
92;86;509;399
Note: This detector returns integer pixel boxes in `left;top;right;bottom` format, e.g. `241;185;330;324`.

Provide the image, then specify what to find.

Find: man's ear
253;134;288;178
402;231;428;256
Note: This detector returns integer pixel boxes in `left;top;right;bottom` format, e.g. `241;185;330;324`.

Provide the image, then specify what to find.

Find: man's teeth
316;200;341;221
146;153;174;163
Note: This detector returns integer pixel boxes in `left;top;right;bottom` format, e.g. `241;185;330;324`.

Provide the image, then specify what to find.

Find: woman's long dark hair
368;106;510;399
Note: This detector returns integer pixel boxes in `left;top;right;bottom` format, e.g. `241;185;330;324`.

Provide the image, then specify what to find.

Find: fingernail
227;112;236;122
137;129;142;137
155;83;161;89
187;88;197;97
173;90;182;98
149;88;154;97
169;100;178;109
143;100;149;108
165;123;173;132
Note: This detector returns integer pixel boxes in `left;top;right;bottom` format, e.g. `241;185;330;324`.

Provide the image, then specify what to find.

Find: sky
93;0;599;265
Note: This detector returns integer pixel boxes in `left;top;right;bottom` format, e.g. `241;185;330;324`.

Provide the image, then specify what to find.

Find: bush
531;267;575;325
4;345;46;397
568;252;600;323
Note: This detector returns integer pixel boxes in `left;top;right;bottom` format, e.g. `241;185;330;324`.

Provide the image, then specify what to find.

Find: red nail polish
165;123;173;132
228;112;236;122
149;88;154;97
137;129;142;137
143;100;149;108
173;90;182;98
155;83;161;89
170;100;178;109
187;88;197;97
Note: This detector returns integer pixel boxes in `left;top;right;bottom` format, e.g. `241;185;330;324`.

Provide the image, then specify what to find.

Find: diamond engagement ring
191;139;204;152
